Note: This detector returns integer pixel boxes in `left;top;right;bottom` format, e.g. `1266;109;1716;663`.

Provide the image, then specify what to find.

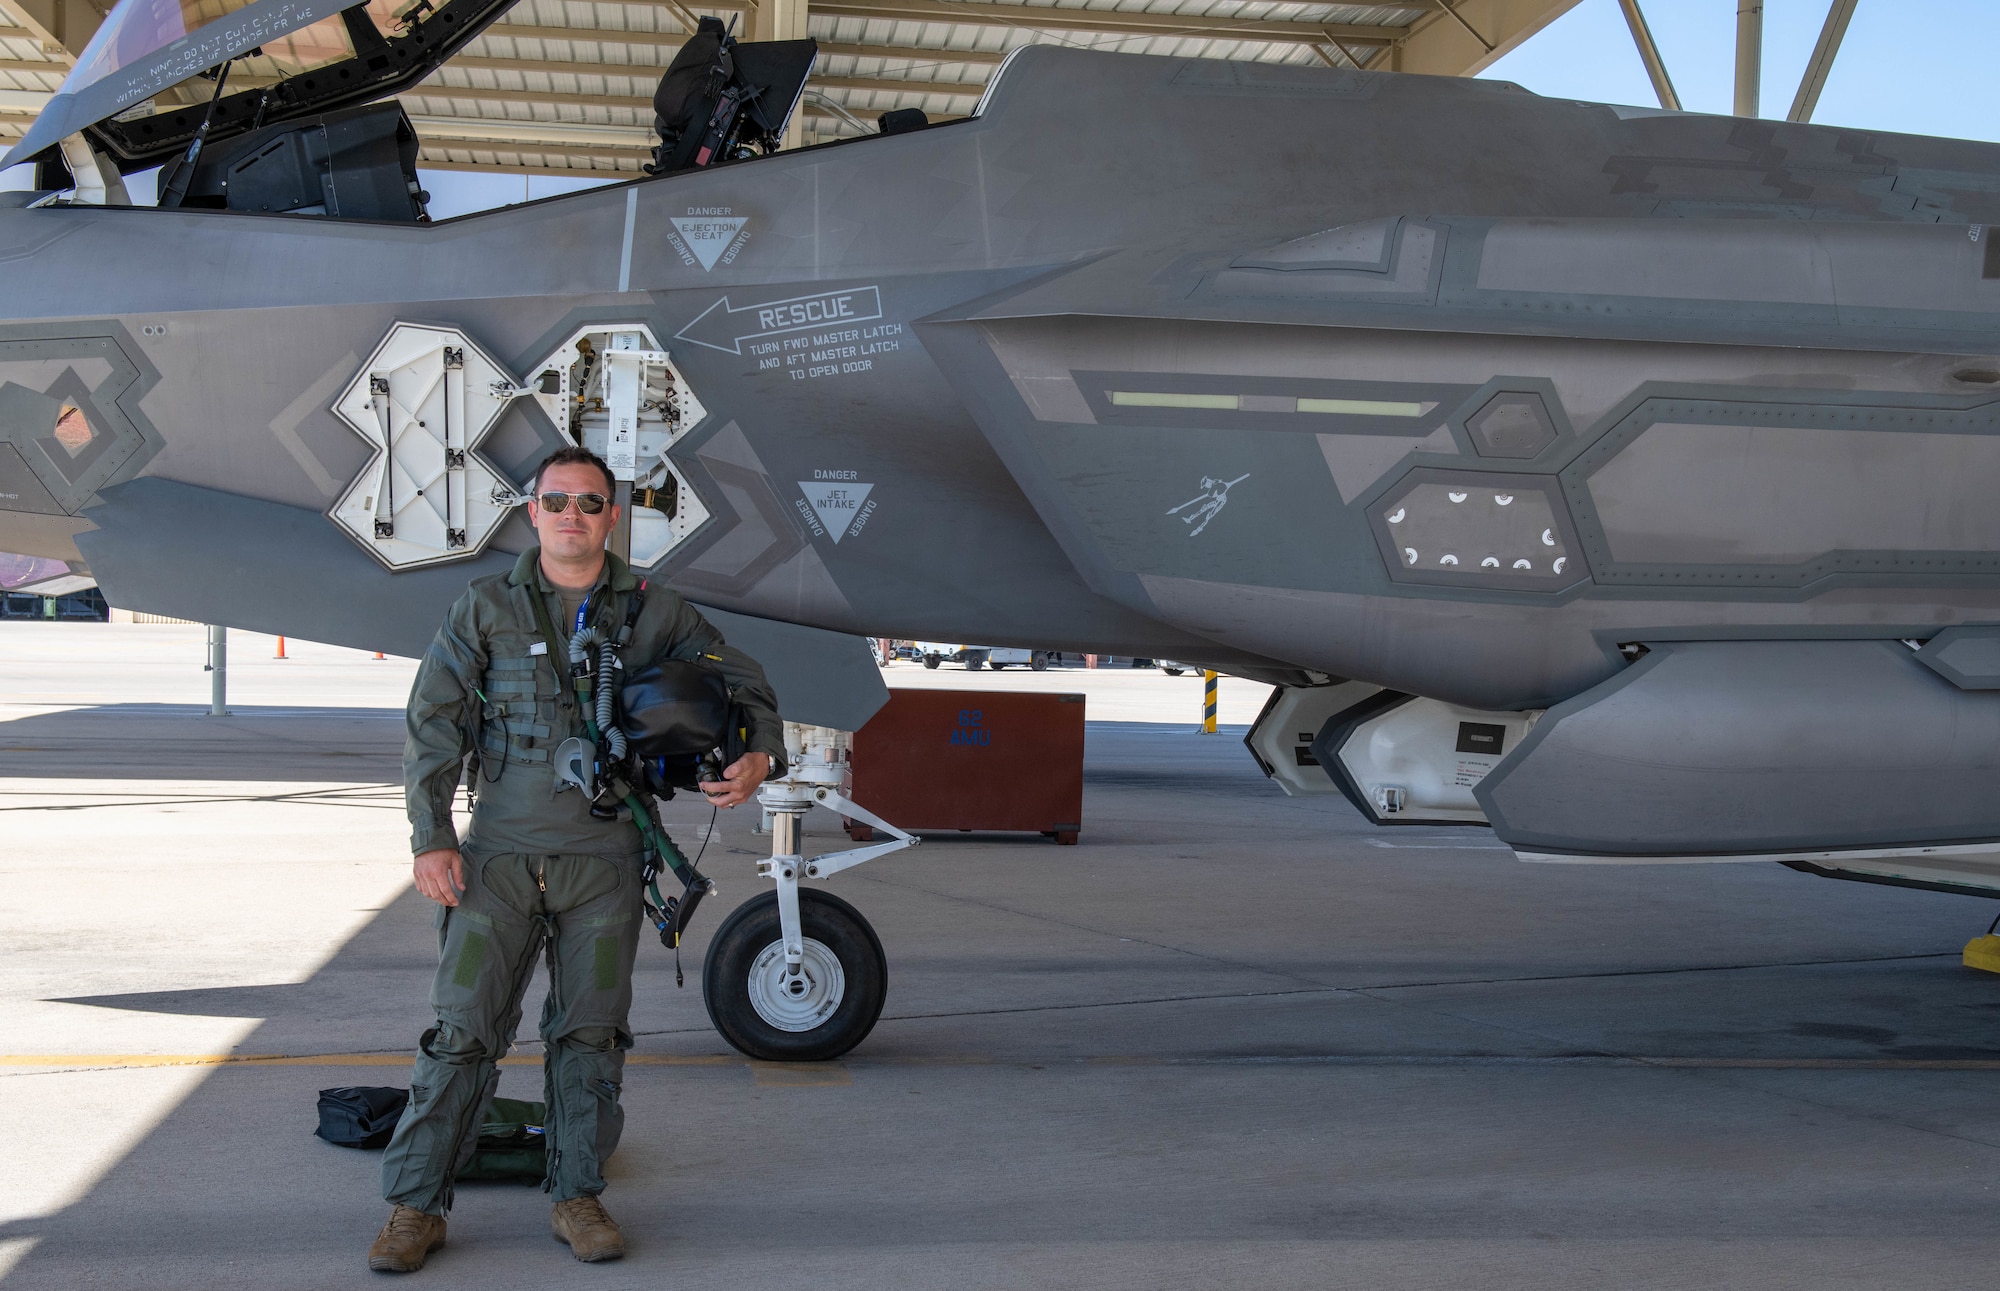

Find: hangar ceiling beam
808;0;1405;47
1734;0;1761;116
477;26;1015;69
480;23;687;49
0;56;67;77
407;72;979;109
0;0;82;63
1430;0;1493;53
1615;0;1678;110
409;83;654;110
1787;0;1856;124
409;103;898;166
444;52;984;98
820;42;1007;64
1388;0;1578;76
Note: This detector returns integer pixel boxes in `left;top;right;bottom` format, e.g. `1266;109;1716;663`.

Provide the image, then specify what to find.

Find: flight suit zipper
537;856;548;894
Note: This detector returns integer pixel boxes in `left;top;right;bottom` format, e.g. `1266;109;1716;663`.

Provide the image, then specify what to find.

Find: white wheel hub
747;937;846;1032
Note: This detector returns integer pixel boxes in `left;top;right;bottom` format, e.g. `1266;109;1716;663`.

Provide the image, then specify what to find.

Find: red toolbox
845;689;1085;844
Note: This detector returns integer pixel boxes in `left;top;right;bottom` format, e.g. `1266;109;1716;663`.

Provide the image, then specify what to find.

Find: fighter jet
7;0;2000;1055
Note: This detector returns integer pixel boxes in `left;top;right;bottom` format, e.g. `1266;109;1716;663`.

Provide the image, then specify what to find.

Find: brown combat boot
367;1205;447;1272
551;1195;626;1262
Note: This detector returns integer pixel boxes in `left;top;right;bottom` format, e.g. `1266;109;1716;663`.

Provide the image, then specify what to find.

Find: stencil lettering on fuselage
676;286;884;355
668;208;750;271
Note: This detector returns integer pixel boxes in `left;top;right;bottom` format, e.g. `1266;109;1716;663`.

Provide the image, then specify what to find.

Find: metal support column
1787;0;1858;123
1617;0;1680;111
205;624;229;716
1734;0;1763;118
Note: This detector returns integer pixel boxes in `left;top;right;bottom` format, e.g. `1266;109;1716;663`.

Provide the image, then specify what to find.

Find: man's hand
413;848;466;907
700;752;772;809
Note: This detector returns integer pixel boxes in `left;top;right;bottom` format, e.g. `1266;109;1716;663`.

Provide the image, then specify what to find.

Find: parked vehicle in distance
1157;660;1190;676
913;642;982;670
912;643;1051;670
985;647;1051;671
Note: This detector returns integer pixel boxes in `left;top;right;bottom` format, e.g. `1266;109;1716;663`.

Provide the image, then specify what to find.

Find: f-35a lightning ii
7;0;2000;1055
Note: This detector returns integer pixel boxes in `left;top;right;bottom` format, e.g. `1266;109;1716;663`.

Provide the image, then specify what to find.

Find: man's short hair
532;445;616;497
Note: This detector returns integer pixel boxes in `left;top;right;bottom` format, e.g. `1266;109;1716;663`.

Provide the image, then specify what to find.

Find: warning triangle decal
797;482;873;544
670;216;749;271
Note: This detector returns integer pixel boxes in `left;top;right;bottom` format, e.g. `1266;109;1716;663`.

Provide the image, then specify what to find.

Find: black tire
703;889;888;1061
966;657;984;670
988;661;1006;669
1162;667;1184;676
1030;653;1049;671
923;654;940;669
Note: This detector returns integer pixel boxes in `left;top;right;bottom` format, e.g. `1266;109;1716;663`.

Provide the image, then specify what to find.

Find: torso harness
523;578;719;984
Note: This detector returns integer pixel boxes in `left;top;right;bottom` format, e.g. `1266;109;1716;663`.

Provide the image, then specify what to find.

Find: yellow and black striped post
1201;669;1219;734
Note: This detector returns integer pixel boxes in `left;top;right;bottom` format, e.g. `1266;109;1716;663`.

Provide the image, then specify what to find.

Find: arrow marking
675;286;884;355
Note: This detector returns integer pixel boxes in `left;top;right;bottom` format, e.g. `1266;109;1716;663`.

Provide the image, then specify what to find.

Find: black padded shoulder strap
620;578;648;643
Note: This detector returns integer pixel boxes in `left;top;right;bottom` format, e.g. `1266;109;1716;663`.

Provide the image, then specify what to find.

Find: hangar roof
0;0;1575;178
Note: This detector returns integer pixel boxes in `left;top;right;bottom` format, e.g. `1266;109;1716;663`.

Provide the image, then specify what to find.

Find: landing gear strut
701;724;917;1061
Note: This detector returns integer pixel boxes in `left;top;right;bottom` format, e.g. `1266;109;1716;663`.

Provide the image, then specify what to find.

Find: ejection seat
645;18;817;175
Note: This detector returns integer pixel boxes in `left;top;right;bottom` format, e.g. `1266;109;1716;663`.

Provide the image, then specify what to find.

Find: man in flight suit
368;445;786;1271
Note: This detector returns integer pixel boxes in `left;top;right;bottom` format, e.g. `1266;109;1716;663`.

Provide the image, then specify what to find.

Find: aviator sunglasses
535;491;609;515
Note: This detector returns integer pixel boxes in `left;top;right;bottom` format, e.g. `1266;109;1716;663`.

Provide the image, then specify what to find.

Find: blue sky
7;1;1996;209
1481;0;2000;142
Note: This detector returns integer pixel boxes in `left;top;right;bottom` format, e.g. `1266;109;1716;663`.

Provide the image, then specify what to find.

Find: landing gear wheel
703;889;888;1061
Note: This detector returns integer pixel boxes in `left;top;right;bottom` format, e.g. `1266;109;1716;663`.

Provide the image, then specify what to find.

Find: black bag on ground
315;1085;408;1149
457;1096;548;1182
314;1087;548;1182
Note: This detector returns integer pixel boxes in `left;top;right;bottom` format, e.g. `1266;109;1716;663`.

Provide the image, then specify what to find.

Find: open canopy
4;0;513;171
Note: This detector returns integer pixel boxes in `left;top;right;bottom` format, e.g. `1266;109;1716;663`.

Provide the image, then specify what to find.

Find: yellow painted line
1634;1057;2000;1071
0;1053;743;1070
8;1053;2000;1074
748;1060;851;1087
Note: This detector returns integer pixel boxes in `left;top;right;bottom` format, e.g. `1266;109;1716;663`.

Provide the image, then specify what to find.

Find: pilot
367;445;786;1272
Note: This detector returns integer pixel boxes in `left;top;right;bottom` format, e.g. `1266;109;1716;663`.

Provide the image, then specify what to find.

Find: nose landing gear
700;724;916;1061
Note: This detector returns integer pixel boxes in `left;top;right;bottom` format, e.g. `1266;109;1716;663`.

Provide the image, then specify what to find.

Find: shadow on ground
0;704;406;781
12;725;2000;1289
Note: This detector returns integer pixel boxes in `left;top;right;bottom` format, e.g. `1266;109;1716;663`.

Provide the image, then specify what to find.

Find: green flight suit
382;547;785;1214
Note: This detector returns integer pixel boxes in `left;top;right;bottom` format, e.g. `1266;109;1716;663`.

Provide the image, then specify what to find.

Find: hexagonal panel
1371;468;1586;591
524;324;711;571
328;323;519;571
1465;391;1557;459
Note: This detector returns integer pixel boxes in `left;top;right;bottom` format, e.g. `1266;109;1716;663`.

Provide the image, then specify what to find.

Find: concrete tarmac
5;623;2000;1288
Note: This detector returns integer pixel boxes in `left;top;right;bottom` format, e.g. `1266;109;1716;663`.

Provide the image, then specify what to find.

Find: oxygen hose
568;627;630;760
567;619;709;977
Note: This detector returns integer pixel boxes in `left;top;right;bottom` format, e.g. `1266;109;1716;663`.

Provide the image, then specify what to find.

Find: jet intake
1307;691;1542;826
